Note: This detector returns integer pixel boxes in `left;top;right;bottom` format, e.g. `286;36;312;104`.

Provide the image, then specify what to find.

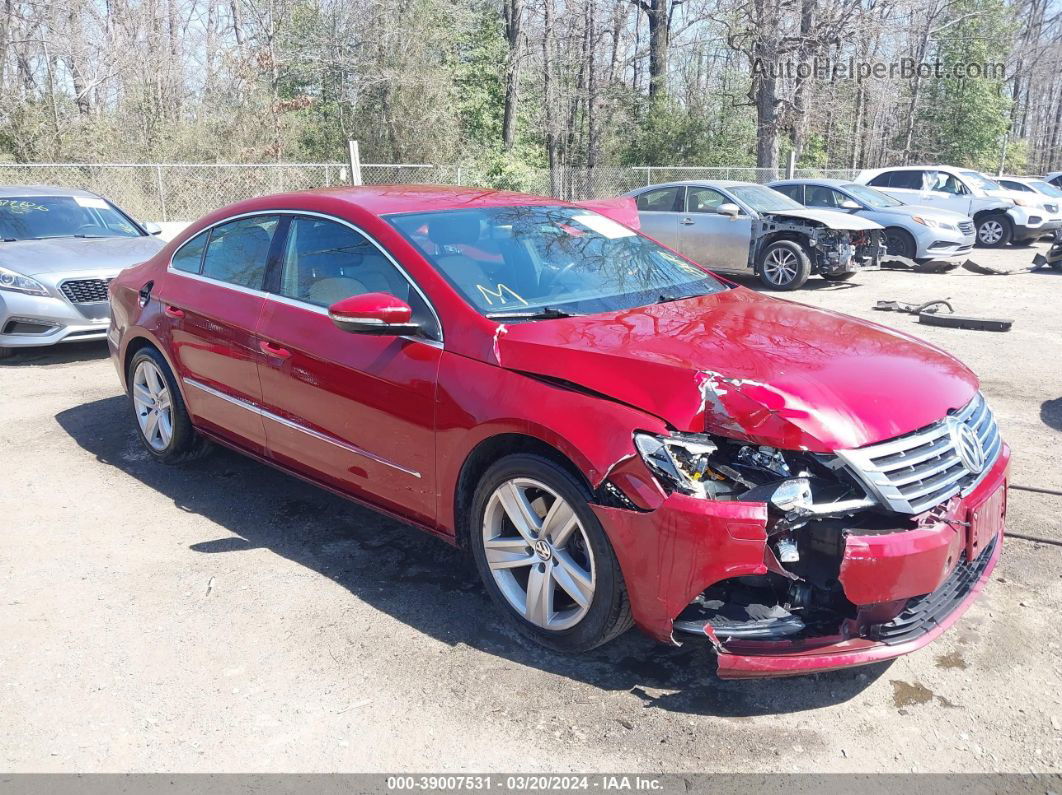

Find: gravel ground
1;241;1060;773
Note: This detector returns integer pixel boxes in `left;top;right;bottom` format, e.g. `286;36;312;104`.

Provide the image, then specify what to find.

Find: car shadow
723;273;861;292
1041;398;1062;431
0;341;110;367
55;395;890;717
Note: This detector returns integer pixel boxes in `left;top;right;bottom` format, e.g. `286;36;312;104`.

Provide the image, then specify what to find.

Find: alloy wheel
763;247;799;286
978;220;1004;245
132;359;174;451
481;478;596;631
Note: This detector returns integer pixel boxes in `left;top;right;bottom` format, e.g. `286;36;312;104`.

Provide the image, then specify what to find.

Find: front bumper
592;443;1009;678
915;225;976;259
0;280;112;349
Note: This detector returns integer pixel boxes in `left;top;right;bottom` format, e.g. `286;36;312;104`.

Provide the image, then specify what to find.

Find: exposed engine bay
630;429;987;647
753;213;886;275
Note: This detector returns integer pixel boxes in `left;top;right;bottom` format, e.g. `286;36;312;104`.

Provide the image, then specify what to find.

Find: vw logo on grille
948;418;986;475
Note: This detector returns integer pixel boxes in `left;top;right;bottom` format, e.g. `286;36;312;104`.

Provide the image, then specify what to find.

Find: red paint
329;292;413;325
107;185;1007;677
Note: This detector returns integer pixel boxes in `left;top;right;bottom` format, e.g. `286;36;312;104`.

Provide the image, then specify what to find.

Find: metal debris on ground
881;256;962;273
873;298;1013;332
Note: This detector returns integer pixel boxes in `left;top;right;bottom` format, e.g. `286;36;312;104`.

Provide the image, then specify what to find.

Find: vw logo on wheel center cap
533;539;552;561
948;418;986;475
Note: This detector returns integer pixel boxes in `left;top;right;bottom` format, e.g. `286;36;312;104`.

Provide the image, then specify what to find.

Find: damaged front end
591;392;1008;678
755;214;886;276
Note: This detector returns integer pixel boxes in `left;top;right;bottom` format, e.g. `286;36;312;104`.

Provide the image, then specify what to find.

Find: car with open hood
768;178;975;262
0;185;166;358
107;185;1008;678
623;180;884;291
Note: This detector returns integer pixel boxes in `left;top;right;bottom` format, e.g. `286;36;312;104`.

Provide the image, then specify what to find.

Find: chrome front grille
837;393;1002;515
60;278;111;304
957;220;975;236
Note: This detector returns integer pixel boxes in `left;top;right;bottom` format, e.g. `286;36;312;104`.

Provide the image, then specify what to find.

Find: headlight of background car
633;431;838;514
912;215;942;229
0;266;49;296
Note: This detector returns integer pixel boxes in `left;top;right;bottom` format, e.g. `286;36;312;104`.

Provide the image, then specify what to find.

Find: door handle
163;304;184;319
680;217;695;225
259;340;292;359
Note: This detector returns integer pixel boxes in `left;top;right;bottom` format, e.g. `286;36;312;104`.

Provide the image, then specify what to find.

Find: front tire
127;347;210;464
884;227;917;260
976;214;1013;248
822;271;857;282
469;454;632;653
757;240;811;290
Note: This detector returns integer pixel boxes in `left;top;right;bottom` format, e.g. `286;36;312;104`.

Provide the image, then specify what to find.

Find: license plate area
967;481;1005;560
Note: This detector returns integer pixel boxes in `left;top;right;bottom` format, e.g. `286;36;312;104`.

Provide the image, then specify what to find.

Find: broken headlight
633;432;872;517
634;432;721;497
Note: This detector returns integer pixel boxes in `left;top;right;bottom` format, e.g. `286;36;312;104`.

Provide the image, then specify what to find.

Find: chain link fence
0;162;861;221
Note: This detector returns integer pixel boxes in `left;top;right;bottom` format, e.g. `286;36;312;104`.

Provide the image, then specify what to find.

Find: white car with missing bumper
0;186;165;359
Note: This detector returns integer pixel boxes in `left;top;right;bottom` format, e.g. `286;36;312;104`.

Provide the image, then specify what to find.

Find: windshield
960;171;1003;192
388;206;726;318
728;185;804;213
1027;180;1062;198
842;183;903;208
0;195;142;241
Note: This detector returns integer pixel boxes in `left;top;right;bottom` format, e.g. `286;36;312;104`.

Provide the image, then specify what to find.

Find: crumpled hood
763;208;883;231
495;288;977;452
0;235;165;276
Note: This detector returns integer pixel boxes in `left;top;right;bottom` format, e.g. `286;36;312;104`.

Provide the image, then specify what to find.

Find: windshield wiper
486;306;583;320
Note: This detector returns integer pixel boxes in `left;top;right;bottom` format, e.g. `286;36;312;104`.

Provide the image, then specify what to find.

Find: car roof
635;180;759;190
769;178;854;187
253;184;573;216
0;184;102;198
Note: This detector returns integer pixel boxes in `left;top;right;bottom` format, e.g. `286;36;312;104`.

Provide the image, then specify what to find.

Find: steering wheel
540;260;578;291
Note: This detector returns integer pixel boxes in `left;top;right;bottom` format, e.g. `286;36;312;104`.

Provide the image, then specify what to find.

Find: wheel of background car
883;227;916;260
975;214;1012;248
757;240;811;290
822;271;857;281
469;453;632;653
127;346;211;465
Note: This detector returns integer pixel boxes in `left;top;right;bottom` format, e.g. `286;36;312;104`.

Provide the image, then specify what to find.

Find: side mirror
143;221;163;236
840;199;861;210
718;203;741;218
328;292;420;336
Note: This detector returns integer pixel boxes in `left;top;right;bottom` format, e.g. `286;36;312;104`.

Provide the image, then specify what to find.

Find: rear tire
822;271;857;282
975;214;1013;248
126;346;211;464
757;240;811;290
469;453;633;653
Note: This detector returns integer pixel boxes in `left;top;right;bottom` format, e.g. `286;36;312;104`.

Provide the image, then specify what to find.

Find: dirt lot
1;242;1060;774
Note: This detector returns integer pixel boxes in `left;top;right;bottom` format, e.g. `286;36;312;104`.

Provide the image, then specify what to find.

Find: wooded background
1;0;1060;191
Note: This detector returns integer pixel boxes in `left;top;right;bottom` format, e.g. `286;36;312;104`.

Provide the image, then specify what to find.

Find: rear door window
201;216;280;289
772;184;804;203
635;186;682;212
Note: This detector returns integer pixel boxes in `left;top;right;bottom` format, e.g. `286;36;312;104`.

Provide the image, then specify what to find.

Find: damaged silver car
626;180;885;290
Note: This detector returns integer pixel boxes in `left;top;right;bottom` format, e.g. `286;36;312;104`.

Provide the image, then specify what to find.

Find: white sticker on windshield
74;196;109;209
571;214;635;239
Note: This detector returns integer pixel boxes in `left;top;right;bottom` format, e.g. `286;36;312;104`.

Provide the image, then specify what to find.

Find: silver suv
855;165;1059;247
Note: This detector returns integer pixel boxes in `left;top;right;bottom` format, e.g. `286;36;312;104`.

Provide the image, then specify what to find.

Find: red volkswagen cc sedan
107;186;1008;678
